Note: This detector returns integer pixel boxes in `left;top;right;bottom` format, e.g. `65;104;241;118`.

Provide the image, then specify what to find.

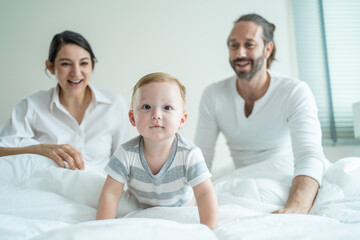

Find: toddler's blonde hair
131;72;186;110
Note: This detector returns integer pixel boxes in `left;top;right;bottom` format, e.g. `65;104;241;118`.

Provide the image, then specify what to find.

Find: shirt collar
49;84;112;112
88;84;112;105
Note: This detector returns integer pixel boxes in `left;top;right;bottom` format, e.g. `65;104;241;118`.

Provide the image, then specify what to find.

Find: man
195;13;327;214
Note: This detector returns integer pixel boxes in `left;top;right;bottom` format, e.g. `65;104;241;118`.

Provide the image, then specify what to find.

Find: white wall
3;0;355;176
0;0;297;128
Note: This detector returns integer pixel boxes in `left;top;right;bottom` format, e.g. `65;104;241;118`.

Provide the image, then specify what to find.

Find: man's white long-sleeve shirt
195;71;327;185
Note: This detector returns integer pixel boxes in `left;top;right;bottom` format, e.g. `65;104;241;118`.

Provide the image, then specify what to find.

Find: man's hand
273;175;319;214
273;206;308;214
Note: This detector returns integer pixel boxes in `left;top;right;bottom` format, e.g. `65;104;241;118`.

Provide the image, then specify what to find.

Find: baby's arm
96;175;124;220
193;179;219;229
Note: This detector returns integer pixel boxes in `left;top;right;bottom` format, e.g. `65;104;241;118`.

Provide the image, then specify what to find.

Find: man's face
228;21;271;80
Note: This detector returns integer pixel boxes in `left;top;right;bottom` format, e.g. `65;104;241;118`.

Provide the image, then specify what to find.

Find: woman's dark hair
234;13;276;68
48;30;97;69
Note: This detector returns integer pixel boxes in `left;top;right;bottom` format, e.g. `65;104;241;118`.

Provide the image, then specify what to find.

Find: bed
1;154;359;239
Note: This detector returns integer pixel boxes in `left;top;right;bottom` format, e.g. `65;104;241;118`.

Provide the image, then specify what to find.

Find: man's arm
273;175;319;214
194;85;220;170
279;82;325;214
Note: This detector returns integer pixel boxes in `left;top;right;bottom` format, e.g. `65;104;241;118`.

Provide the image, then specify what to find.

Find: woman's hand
32;144;85;170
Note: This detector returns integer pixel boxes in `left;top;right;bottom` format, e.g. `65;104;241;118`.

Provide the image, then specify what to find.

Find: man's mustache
233;57;252;63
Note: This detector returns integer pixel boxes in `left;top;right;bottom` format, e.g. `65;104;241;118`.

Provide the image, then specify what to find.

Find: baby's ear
179;112;188;129
128;110;136;126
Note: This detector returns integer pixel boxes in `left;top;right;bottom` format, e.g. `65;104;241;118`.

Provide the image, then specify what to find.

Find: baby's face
129;81;187;143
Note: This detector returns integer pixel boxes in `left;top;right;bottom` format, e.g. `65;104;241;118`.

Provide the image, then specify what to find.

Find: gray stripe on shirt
186;161;208;182
139;197;192;208
129;184;191;201
130;165;186;186
107;156;129;180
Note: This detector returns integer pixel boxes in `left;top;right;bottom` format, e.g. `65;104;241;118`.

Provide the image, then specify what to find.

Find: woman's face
46;44;93;97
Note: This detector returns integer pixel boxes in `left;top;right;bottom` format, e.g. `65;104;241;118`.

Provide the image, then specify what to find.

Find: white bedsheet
0;154;359;239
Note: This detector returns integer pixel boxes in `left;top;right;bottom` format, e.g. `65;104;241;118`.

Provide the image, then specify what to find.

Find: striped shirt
105;133;211;207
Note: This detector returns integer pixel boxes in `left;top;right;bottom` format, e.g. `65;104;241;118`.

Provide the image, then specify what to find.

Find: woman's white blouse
0;85;129;170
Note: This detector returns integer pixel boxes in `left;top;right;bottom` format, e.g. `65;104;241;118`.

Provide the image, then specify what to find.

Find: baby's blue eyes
140;105;173;111
142;104;151;110
164;106;172;111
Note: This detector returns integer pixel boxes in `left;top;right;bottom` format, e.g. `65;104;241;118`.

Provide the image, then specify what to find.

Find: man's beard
230;55;265;80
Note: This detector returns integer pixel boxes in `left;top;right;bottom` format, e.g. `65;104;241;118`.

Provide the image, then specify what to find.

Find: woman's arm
0;97;84;170
0;144;84;170
0;146;35;157
97;175;124;220
193;179;219;229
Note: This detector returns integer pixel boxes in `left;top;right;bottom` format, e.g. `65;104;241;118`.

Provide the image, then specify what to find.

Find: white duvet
0;154;359;240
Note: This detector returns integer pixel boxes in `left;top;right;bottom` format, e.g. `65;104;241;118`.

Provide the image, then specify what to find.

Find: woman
0;31;129;171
